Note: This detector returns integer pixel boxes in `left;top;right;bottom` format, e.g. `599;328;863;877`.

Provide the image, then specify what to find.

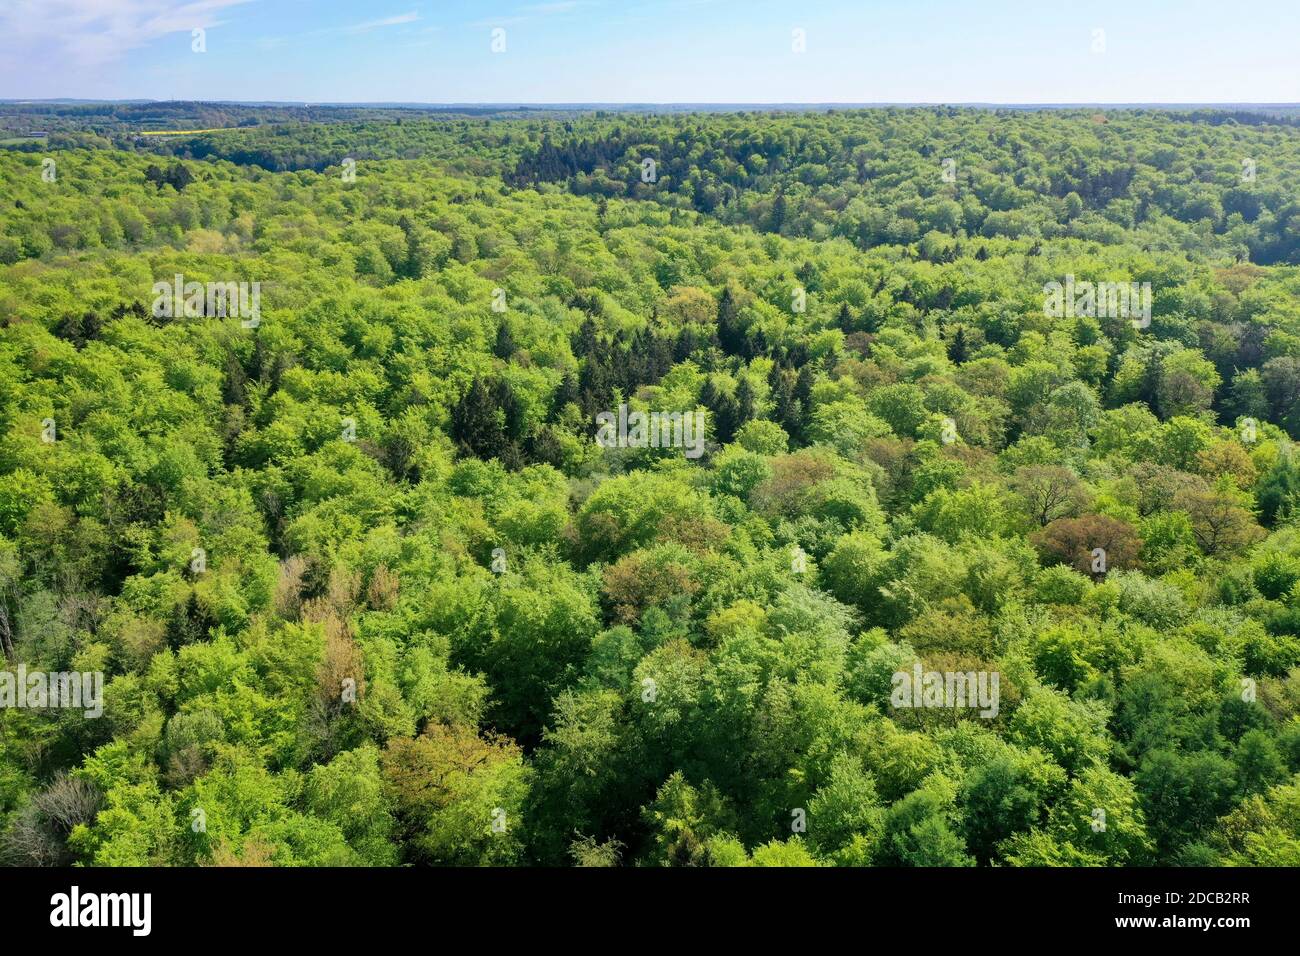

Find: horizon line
6;99;1300;109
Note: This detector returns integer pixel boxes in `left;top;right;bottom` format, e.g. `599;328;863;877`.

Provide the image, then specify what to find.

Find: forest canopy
3;104;1300;867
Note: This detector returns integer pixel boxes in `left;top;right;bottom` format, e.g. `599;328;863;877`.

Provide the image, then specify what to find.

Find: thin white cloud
259;10;422;48
0;0;257;70
467;16;530;28
522;2;586;13
468;1;596;29
344;11;420;34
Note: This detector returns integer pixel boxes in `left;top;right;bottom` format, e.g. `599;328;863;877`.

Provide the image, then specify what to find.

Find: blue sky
1;0;1298;104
